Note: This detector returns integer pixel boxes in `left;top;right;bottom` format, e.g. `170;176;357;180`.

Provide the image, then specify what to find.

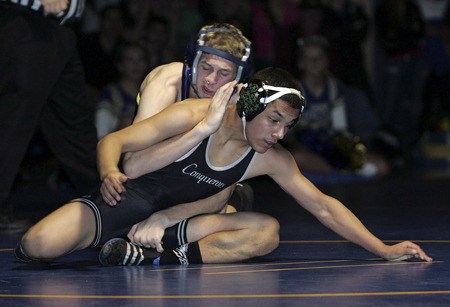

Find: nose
273;126;287;140
205;71;218;84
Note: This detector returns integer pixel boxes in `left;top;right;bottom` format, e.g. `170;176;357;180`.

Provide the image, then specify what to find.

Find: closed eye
219;70;232;77
269;117;279;124
199;63;212;72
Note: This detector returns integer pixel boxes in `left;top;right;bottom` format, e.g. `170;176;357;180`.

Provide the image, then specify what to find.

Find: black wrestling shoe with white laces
229;183;254;212
99;238;159;266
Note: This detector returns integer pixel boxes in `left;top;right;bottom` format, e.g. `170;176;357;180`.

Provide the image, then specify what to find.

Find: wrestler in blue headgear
182;23;253;99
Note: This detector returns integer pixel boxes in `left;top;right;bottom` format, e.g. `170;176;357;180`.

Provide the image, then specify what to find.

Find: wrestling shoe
99;238;159;266
14;243;38;263
229;182;254;212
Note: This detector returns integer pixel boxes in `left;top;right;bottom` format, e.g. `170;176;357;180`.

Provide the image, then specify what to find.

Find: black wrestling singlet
140;134;257;207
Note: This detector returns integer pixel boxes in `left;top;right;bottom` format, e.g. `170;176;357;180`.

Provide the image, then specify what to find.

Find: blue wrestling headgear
185;24;253;86
237;79;305;123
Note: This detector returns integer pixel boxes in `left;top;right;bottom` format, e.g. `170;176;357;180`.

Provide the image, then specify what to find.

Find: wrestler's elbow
122;159;139;179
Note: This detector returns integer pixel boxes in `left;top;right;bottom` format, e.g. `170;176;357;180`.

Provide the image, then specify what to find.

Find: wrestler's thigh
96;179;164;243
24;201;96;251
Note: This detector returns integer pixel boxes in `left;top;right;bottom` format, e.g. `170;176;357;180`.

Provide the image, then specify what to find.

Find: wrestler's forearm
151;187;232;229
124;81;237;178
318;195;432;261
97;135;123;180
123;121;212;178
316;195;386;257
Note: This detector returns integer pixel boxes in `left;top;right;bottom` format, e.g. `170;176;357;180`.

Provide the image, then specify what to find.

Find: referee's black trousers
0;5;99;209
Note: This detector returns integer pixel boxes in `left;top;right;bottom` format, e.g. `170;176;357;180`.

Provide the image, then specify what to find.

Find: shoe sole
99;238;126;266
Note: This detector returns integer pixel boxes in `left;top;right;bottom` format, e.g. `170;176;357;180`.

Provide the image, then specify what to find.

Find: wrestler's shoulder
150;62;184;79
142;62;184;88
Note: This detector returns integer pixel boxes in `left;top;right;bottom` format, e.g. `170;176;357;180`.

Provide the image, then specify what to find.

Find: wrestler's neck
209;109;250;165
215;106;246;143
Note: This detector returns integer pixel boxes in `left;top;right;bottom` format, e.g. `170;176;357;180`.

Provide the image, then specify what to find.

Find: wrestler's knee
249;214;280;255
20;202;95;260
20;223;54;259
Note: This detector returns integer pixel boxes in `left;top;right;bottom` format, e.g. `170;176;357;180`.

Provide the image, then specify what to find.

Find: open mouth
201;85;214;97
265;140;275;148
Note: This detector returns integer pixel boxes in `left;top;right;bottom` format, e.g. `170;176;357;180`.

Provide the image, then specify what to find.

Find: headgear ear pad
237;79;306;123
185;24;253;85
236;79;268;121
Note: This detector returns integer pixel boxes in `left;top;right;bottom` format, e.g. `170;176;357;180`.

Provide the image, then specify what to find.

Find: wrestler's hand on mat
198;80;238;134
41;0;68;15
128;215;165;253
382;241;432;262
100;170;128;206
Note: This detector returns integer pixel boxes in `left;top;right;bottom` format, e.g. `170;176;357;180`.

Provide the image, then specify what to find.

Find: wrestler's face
245;99;300;153
195;53;237;98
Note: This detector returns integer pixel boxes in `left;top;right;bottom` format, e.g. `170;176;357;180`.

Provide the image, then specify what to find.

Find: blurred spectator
323;0;371;98
416;0;450;133
297;1;344;86
78;0;122;34
77;4;126;101
167;0;204;60
374;0;427;164
140;14;177;69
297;0;371;97
250;0;301;72
201;0;251;37
297;0;329;36
96;43;149;138
444;4;450;85
284;35;391;177
121;0;153;43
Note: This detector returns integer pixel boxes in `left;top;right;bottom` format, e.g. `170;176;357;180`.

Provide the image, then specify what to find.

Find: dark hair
253;67;304;111
237;67;306;123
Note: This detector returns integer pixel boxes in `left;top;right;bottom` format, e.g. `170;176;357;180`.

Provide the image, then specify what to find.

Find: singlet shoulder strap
181;64;191;100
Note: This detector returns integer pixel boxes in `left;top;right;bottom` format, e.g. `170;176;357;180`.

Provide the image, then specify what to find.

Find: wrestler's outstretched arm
264;146;433;262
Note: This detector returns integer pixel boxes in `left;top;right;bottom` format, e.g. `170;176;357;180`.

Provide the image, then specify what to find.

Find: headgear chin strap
185;25;253;86
237;79;305;122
